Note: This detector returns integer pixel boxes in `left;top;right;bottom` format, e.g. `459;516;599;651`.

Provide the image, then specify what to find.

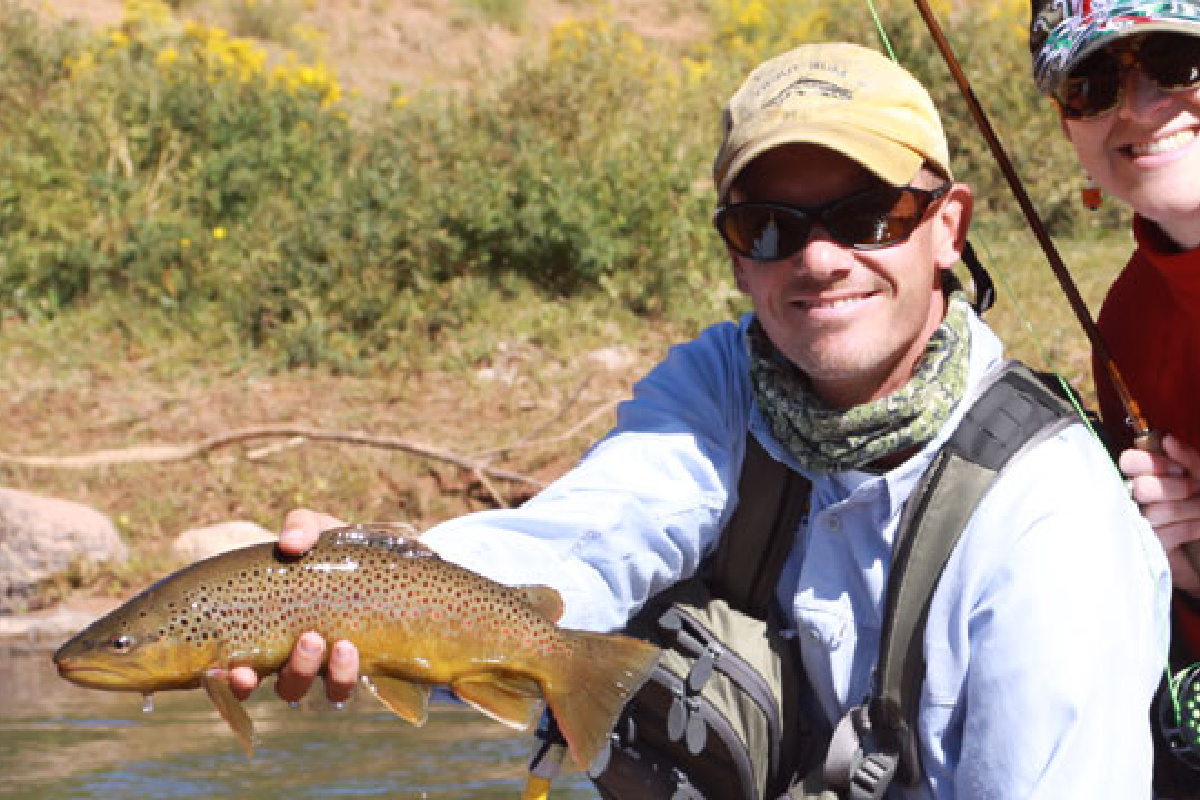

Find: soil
21;0;710;99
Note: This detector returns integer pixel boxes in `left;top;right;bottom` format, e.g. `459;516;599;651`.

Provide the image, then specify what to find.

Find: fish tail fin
543;630;660;771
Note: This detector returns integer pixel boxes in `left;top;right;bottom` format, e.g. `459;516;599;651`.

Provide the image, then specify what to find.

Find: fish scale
54;525;660;772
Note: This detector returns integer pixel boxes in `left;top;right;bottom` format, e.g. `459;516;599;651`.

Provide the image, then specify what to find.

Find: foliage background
0;0;1129;369
0;0;1132;594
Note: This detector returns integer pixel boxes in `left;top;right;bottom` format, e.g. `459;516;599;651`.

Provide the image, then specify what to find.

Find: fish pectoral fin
517;586;564;623
363;675;432;727
451;674;544;730
202;669;255;757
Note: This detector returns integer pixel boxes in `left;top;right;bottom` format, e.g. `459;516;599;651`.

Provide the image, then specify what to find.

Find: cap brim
1051;22;1200;92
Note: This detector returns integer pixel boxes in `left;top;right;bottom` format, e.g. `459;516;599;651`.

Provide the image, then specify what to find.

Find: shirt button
826;515;841;532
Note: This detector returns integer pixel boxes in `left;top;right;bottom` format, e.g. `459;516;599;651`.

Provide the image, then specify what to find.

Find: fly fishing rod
906;2;1200;774
907;0;1160;453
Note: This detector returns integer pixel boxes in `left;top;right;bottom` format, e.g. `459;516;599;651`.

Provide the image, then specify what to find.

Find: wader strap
826;362;1076;795
708;435;811;620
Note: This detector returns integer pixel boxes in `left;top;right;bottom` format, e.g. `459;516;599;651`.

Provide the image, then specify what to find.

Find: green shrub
0;0;1119;369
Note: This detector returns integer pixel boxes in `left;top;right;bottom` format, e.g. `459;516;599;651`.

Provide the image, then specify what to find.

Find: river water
0;644;601;799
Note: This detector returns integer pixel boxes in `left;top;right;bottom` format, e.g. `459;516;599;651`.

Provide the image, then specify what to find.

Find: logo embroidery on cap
763;78;851;109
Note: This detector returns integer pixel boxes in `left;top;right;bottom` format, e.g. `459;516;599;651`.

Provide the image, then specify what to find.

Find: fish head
53;581;220;693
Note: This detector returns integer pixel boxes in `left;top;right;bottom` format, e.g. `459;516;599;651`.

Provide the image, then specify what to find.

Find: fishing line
882;0;1190;766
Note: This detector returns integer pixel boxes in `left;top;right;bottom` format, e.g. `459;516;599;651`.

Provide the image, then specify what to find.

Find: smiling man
236;43;1169;798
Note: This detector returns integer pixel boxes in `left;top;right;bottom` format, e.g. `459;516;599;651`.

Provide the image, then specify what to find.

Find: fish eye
105;635;137;654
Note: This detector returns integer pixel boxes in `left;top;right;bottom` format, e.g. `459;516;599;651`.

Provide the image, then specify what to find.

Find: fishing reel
1157;664;1200;773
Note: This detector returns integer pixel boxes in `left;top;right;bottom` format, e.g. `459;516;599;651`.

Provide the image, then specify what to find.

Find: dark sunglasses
1056;32;1200;120
713;182;950;261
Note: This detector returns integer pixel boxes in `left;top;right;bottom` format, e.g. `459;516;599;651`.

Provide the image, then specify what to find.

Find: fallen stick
0;425;544;489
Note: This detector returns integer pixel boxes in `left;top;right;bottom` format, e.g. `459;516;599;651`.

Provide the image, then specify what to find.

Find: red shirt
1094;216;1200;657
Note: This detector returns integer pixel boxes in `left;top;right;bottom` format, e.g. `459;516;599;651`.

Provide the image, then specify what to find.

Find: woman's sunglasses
1056;32;1200;120
713;182;950;261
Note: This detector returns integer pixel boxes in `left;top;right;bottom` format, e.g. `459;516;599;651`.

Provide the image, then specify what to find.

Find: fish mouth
55;659;145;690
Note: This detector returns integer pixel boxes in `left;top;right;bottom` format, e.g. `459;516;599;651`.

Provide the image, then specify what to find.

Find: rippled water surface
1;645;601;799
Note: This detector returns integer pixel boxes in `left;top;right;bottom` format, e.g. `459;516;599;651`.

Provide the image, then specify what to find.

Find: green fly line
864;0;1177;721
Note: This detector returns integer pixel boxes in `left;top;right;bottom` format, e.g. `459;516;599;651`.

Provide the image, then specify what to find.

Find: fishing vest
585;360;1078;800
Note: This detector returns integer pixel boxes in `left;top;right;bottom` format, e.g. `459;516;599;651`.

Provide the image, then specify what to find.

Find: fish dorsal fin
518;586;564;623
202;669;255;757
322;525;432;555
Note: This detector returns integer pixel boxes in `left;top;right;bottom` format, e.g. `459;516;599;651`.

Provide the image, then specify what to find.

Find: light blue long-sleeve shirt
422;309;1170;799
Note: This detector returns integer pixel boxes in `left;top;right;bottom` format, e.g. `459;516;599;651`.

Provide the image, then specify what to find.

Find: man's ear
931;182;973;272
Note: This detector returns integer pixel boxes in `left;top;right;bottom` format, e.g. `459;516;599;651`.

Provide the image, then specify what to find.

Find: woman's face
1063;49;1200;248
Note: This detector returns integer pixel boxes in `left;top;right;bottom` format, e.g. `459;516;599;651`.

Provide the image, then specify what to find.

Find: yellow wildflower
155;47;179;69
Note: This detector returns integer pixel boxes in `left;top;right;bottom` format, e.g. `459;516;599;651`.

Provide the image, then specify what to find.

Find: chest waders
552;361;1076;800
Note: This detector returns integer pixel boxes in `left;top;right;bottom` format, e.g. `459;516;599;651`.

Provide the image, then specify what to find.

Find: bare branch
0;426;545;490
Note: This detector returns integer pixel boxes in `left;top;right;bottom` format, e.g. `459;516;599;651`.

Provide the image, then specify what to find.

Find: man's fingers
229;666;260;701
278;508;346;555
275;631;326;704
325;640;361;705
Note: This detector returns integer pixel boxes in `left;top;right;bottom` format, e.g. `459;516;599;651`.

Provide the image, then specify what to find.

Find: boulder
172;520;276;563
0;487;128;614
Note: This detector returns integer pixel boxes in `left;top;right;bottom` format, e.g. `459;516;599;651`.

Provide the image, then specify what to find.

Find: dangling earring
1081;173;1102;211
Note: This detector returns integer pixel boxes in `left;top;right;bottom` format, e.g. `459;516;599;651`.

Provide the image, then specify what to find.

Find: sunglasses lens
1059;49;1122;119
827;187;931;248
1058;33;1200;119
717;205;811;261
1139;32;1200;90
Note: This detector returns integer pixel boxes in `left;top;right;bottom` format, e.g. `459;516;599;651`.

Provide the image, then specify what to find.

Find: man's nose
793;226;850;275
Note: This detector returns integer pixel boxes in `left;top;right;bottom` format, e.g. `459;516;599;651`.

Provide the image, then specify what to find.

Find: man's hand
1120;435;1200;596
228;508;363;703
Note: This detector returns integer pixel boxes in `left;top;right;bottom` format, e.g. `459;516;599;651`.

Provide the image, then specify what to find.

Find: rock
0;487;128;615
0;598;119;646
586;345;638;373
172;520;276;563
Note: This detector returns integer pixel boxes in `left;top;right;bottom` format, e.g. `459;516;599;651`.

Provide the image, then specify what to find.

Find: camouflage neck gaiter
747;287;972;474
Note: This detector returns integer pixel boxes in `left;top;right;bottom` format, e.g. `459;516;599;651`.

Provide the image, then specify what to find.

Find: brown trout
53;526;660;769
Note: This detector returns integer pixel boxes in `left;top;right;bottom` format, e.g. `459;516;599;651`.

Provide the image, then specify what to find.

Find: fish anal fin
363;674;432;727
451;674;544;730
202;669;255;757
517;586;564;623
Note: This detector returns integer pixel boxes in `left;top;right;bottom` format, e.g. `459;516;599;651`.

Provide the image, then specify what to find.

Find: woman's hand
1121;435;1200;596
228;508;363;703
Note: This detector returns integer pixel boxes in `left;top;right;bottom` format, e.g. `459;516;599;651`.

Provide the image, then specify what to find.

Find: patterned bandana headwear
1030;0;1200;94
747;278;972;474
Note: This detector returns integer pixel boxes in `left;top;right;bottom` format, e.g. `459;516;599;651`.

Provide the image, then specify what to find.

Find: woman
1030;0;1200;790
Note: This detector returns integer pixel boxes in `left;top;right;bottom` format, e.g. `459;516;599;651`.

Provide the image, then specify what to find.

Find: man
233;43;1169;797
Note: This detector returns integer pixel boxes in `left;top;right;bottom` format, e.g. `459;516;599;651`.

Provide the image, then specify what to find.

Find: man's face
727;143;971;409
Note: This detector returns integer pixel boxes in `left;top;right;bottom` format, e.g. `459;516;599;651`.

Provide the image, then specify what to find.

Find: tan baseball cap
713;42;951;200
